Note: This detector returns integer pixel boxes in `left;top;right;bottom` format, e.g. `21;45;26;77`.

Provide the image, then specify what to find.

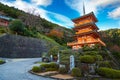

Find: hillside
100;29;120;63
0;2;74;46
100;29;120;52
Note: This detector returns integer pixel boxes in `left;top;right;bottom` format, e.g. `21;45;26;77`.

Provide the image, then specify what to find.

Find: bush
94;55;103;61
40;63;50;68
49;62;59;69
99;61;111;68
59;67;67;74
9;19;26;35
32;66;41;72
40;63;59;71
84;51;98;55
80;55;95;64
97;67;120;79
0;60;5;64
71;68;81;77
46;68;57;71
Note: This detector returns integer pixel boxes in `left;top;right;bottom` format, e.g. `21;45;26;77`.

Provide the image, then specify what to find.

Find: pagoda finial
83;1;86;15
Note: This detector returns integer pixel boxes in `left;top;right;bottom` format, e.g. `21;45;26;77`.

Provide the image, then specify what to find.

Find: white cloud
31;0;52;6
46;12;74;28
0;0;73;28
65;0;120;15
108;7;120;19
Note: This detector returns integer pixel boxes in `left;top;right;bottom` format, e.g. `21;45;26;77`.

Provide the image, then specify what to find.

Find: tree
9;19;26;35
48;46;59;56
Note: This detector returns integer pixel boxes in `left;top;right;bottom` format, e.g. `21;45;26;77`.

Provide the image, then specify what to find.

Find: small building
67;12;106;50
0;15;13;27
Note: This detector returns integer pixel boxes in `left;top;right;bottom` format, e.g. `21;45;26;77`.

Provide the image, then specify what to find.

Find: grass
37;33;62;48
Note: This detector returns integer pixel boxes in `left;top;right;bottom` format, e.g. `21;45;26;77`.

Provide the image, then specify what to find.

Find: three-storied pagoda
67;8;106;50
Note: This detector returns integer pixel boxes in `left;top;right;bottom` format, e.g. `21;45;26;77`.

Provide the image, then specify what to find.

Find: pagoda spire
83;2;86;15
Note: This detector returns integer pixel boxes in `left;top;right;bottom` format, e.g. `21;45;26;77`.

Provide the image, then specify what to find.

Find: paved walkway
0;58;55;80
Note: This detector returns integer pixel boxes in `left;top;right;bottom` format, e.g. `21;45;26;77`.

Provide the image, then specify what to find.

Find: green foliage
46;68;57;71
58;67;67;74
0;27;7;34
97;67;120;79
49;62;59;69
9;19;26;35
82;44;100;51
80;55;95;64
71;68;81;77
32;66;41;72
100;29;120;52
48;46;59;56
60;50;80;69
84;51;99;55
99;61;111;68
0;2;74;47
82;45;92;51
95;55;103;61
0;59;5;64
40;62;59;71
0;3;22;18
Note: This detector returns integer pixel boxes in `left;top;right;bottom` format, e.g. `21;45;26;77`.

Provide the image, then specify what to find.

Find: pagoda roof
72;12;98;23
73;22;99;30
67;41;101;46
74;30;100;37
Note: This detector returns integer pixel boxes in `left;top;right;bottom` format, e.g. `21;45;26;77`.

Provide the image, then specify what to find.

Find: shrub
59;67;67;74
40;63;50;68
0;60;5;64
97;67;120;79
99;61;111;68
71;68;81;77
95;55;103;61
80;55;95;64
40;63;59;71
84;51;98;55
9;19;26;35
49;62;59;70
48;46;59;56
46;68;57;71
32;66;41;72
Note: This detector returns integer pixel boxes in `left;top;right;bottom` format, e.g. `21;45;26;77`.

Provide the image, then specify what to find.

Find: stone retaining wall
0;34;48;58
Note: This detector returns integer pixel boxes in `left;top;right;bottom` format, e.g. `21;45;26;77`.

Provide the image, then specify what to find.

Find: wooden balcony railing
76;29;92;34
74;20;92;27
67;40;99;46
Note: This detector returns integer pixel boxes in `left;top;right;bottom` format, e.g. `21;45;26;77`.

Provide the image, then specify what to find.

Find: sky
0;0;120;30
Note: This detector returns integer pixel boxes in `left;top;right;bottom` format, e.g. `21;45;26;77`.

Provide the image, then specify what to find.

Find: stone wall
0;34;48;58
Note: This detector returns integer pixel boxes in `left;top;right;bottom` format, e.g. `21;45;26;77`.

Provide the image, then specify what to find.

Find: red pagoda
67;11;106;50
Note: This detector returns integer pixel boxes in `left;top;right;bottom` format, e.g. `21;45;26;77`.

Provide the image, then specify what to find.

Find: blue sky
0;0;120;30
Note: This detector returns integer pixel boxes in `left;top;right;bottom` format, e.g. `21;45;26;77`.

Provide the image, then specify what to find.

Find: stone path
0;58;55;80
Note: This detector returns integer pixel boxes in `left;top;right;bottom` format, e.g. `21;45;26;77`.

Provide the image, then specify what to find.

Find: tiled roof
0;15;14;21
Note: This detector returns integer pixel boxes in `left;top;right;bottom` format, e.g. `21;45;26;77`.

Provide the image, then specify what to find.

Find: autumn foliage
47;29;63;39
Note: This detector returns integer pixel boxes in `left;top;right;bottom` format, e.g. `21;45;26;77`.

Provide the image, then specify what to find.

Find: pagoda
67;5;106;50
